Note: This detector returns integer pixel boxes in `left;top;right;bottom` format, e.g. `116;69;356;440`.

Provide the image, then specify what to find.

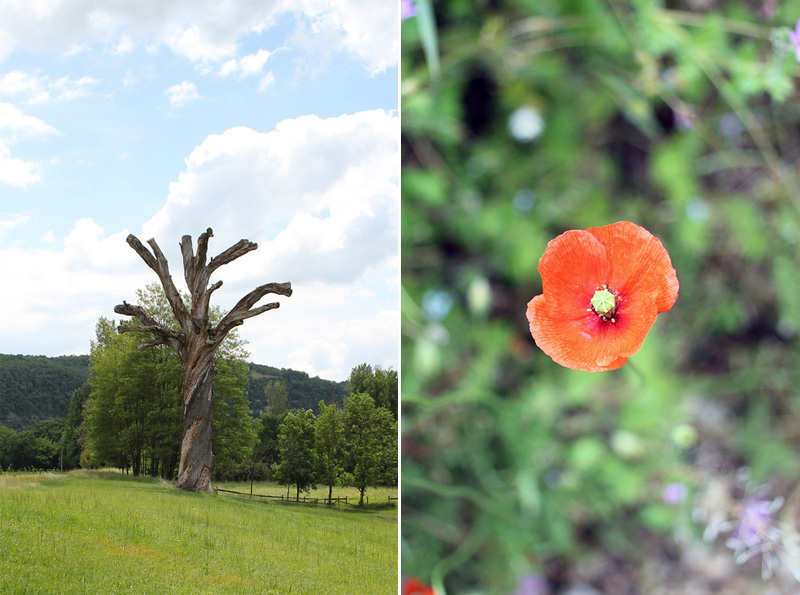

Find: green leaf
415;0;440;79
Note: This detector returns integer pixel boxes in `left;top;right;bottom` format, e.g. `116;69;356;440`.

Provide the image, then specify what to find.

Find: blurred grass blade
415;0;440;79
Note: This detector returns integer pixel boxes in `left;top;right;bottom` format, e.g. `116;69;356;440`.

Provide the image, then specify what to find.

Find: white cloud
290;0;398;74
257;72;275;91
0;212;30;236
239;48;273;75
49;74;100;102
0;71;49;102
0;141;42;186
165;80;199;108
0;71;100;104
0;101;57;136
0;218;147;351
164;23;240;65
114;34;134;54
217;48;276;91
0;0;397;74
219;48;275;78
282;302;398;379
142;109;398;287
0;102;57;186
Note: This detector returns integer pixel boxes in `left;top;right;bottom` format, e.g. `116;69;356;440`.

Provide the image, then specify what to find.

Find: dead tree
114;228;292;493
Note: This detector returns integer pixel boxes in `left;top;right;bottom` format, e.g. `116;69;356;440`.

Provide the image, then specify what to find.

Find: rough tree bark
114;228;292;493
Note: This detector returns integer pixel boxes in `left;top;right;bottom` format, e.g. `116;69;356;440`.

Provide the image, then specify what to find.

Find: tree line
255;388;396;505
0;356;354;428
0;286;397;504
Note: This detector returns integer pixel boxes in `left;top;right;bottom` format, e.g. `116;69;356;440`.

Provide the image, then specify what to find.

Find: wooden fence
215;488;349;505
215;488;398;506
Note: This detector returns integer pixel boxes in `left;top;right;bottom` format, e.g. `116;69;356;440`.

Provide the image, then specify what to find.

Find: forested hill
0;354;90;419
0;354;349;423
247;362;350;413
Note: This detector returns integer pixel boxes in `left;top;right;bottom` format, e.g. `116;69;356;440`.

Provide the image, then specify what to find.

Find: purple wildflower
511;573;547;595
662;482;687;505
790;19;800;62
725;495;785;579
401;0;417;20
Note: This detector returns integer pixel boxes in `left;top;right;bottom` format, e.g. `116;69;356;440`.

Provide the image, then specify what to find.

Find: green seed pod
591;287;616;315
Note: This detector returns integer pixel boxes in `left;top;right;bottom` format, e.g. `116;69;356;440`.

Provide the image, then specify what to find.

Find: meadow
0;470;397;595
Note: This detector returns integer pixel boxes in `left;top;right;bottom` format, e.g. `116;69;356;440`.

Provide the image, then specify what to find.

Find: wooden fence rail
215;488;399;506
215;488;348;505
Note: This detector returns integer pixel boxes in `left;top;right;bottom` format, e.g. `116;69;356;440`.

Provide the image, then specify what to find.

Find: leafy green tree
64;382;91;469
212;357;256;480
349;363;374;395
373;407;398;487
272;409;317;500
0;426;16;469
349;363;398;418
32;419;69;470
142;347;183;478
344;392;397;505
256;412;284;479
373;367;398;416
84;326;136;470
264;380;289;416
315;400;345;502
86;327;180;475
0;429;59;470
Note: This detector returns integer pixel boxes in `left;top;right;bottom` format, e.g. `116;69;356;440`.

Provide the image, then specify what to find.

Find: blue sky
0;1;398;381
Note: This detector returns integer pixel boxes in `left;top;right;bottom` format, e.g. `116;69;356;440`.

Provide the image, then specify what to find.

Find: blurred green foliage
401;0;800;593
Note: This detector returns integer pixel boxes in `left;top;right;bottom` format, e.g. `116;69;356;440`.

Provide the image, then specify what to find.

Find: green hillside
247;362;350;413
0;354;90;420
0;354;349;426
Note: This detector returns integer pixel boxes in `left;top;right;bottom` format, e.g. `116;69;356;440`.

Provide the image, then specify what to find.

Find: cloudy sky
0;0;399;381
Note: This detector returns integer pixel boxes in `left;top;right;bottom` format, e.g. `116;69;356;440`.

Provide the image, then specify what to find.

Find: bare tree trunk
114;228;291;493
177;358;216;491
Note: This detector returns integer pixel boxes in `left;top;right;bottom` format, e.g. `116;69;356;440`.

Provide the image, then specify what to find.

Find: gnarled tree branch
208;239;258;275
113;301;186;354
125;234;188;328
213;281;293;340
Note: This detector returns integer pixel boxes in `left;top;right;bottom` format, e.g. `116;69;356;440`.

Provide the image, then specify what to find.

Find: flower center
590;284;618;322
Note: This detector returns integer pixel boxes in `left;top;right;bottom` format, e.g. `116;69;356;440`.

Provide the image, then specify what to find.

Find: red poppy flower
526;221;678;372
402;577;436;595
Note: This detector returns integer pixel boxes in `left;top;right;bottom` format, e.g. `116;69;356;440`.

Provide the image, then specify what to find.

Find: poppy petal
586;221;679;313
527;291;657;371
537;229;610;318
527;295;619;371
402;577;436;595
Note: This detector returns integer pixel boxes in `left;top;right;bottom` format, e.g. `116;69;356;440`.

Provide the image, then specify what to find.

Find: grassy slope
0;471;397;595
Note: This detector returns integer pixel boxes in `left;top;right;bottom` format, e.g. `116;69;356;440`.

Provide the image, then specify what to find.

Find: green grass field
0;470;397;595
